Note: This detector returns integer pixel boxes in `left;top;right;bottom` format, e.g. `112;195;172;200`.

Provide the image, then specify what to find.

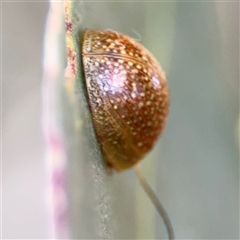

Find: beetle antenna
134;164;174;240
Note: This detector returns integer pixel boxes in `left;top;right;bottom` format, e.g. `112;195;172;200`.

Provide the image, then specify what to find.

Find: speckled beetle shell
82;29;169;172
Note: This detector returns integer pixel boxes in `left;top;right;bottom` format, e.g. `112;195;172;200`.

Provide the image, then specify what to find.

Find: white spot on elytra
131;92;136;98
136;65;141;69
147;121;152;126
142;56;148;61
138;102;144;108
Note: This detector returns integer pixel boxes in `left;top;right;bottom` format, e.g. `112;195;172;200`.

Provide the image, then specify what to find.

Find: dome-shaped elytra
82;29;166;78
82;29;169;172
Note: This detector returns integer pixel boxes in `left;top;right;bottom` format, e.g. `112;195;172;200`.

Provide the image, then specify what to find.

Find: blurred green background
2;1;238;239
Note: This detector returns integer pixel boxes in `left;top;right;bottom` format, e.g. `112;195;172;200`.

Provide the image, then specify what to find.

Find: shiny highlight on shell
82;29;169;172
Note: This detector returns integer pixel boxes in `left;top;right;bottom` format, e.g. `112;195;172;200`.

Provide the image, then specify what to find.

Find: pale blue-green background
2;1;238;239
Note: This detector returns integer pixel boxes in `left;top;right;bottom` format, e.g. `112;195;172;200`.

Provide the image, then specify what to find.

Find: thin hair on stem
134;164;174;240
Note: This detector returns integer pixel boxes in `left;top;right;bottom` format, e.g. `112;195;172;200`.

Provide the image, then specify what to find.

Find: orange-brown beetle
82;29;169;172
